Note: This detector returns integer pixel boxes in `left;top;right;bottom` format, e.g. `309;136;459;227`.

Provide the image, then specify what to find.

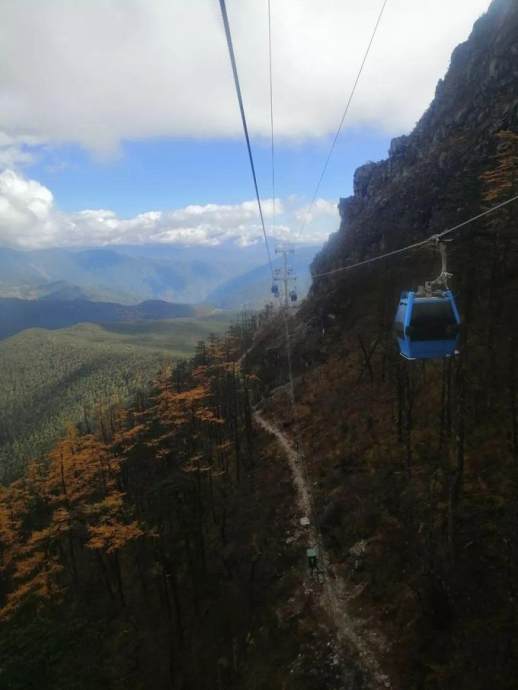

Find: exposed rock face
311;0;518;281
239;3;518;689
245;5;518;687
274;3;518;686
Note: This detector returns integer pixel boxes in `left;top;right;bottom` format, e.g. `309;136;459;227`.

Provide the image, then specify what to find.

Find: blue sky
27;128;390;216
0;0;491;250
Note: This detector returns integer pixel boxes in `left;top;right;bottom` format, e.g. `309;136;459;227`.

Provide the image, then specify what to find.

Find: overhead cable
268;0;276;238
299;0;390;236
312;192;518;279
266;0;323;554
218;0;274;275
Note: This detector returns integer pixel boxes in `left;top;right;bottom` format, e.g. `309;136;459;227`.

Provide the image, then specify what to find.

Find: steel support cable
299;0;390;236
268;0;276;239
218;0;274;276
266;0;304;459
312;192;518;279
268;0;282;305
265;2;324;559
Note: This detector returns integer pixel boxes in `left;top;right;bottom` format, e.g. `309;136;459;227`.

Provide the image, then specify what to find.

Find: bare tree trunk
396;359;404;444
357;335;379;384
113;552;126;607
95;551;115;601
243;377;254;465
404;365;414;474
231;365;242;482
448;355;466;563
509;336;518;460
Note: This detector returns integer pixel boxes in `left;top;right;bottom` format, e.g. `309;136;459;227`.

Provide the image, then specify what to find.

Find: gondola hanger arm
421;237;453;296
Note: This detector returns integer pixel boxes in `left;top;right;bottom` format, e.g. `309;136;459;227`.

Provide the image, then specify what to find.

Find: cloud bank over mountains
0;0;489;156
0;0;490;249
0;169;336;249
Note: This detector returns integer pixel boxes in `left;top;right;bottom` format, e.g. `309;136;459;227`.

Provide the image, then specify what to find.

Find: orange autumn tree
0;472;63;618
0;426;144;617
146;364;223;466
0;317;262;685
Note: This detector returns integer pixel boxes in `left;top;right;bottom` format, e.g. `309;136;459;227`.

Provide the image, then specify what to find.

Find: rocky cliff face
248;2;518;687
311;0;518;284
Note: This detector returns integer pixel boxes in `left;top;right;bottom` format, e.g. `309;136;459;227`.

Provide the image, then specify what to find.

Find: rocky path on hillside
253;410;392;690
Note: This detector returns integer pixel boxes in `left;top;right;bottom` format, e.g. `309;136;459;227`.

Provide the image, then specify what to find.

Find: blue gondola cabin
393;290;461;360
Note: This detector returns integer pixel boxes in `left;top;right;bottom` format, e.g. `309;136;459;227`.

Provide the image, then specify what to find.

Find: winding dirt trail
254;410;392;690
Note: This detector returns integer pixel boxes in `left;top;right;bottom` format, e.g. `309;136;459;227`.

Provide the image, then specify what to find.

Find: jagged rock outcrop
311;0;518;283
263;2;518;687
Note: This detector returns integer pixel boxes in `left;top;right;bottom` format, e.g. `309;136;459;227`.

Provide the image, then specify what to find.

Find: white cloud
0;170;334;249
295;198;337;224
0;145;34;169
0;0;490;154
0;169;56;247
0;133;42;169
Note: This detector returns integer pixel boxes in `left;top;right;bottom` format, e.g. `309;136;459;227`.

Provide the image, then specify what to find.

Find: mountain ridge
0;296;207;340
0;243;321;306
312;0;517;283
245;1;518;686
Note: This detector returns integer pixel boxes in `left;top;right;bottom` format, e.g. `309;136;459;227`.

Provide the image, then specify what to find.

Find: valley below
1;0;518;687
0;312;235;480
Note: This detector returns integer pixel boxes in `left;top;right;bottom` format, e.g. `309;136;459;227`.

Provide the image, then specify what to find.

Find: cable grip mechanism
418;236;453;296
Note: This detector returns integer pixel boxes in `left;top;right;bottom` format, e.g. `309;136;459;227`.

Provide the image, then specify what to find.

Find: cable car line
218;0;313;518
219;0;518;364
312;192;518;279
299;0;390;236
218;0;274;276
268;0;276;240
267;0;282;301
264;0;327;573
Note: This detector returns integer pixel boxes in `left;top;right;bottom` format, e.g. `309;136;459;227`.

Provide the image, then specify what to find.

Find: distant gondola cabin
393;290;461;360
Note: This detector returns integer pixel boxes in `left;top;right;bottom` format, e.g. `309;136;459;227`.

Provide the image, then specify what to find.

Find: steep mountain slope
245;1;518;687
312;0;517;282
2;2;517;688
0;324;364;690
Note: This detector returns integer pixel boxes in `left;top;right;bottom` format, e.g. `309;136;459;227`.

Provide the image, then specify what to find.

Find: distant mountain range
207;245;321;308
0;243;322;306
0;297;205;340
0;312;235;478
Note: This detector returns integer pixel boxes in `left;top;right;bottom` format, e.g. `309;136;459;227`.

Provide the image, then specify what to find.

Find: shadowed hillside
0;313;235;479
0;297;205;340
244;1;518;686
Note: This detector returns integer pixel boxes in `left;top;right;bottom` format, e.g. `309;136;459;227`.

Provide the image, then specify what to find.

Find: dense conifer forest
0;315;268;689
2;1;518;688
0;314;234;480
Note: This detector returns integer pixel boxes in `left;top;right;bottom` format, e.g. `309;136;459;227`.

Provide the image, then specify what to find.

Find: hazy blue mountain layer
207;245;321;308
0;243;319;305
0;297;208;340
